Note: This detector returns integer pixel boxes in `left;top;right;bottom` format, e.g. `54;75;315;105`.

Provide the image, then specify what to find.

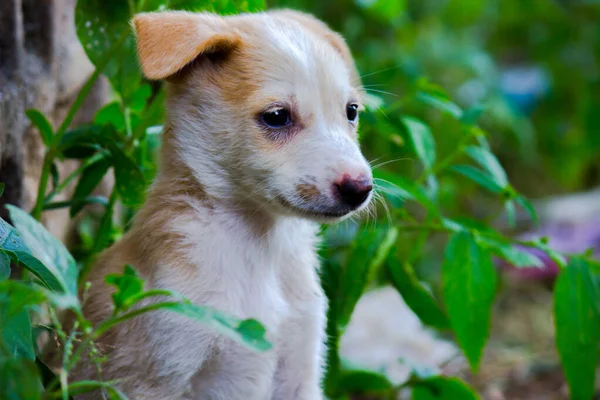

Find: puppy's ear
270;10;361;86
132;12;240;80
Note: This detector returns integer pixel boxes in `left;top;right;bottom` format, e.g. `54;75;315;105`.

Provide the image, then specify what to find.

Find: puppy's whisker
370;158;411;170
356;63;405;81
364;88;399;98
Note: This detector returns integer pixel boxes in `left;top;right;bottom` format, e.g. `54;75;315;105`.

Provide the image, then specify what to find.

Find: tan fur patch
296;183;321;201
133;12;241;80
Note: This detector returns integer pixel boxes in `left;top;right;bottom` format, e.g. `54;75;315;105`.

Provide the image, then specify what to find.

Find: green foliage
2;0;600;399
554;258;600;400
411;376;480;400
442;231;496;371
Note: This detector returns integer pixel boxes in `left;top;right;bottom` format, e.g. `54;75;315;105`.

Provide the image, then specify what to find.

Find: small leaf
25;109;54;147
373;170;439;214
442;232;496;371
554;257;600;400
129;84;153;112
0;358;42;399
105;265;145;313
1;311;35;360
387;258;450;330
71;156;112;216
337;227;398;329
412;376;480;400
6;205;78;295
0;183;4;197
94;102;126;131
76;0;141;101
54;380;125;400
478;236;543;268
0;218;63;291
45;196;109;212
451;165;503;194
127;301;272;352
460;104;486;126
0;281;48;360
110;147;147;207
416;92;462;119
464;146;508;187
337;369;393;393
0;252;10;280
59;125;120;155
402;116;436;170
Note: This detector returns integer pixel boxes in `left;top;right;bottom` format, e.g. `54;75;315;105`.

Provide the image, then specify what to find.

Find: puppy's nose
334;175;373;208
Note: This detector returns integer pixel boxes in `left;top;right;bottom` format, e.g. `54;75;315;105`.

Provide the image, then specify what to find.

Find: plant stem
45;152;109;203
31;151;55;220
32;30;129;220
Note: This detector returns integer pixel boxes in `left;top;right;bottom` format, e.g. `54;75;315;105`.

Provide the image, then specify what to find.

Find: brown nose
334;175;373;209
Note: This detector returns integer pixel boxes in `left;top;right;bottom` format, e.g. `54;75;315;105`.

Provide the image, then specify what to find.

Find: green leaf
45;196;109;212
416;92;463;119
464;146;508;187
103;300;272;352
460;104;486;126
554;257;600;400
412;376;480;400
71;156;112;216
59;125;120;157
129;84;152;112
373;170;439;214
0;218;63;291
25;109;54;147
0;281;48;360
337;369;393;394
0;182;4;197
478;236;543;268
105;265;145;313
6;205;78;295
387;257;450;330
0;251;10;280
0;280;47;317
0;358;42;400
451;165;503;194
94;102;126;131
110;147;147;207
356;0;406;25
76;0;141;101
442;232;496;371
1;311;35;360
402;116;436;170
337;227;398;329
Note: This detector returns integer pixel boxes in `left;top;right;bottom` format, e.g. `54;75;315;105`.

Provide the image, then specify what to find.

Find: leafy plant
2;0;599;399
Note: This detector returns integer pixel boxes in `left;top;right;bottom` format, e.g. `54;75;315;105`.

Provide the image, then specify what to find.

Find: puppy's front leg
191;339;278;400
272;290;327;400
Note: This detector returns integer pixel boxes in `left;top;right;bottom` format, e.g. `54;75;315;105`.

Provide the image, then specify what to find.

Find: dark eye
346;104;359;122
261;108;291;128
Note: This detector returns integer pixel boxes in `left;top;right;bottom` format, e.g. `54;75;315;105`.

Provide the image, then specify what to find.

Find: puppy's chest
160;218;319;332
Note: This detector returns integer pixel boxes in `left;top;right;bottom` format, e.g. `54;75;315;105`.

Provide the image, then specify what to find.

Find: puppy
77;9;373;400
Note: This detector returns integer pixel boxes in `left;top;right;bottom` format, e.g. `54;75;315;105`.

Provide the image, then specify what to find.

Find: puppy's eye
261;108;291;128
346;104;359;122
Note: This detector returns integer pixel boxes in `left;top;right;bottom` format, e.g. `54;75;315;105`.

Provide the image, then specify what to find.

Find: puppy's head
133;10;372;223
